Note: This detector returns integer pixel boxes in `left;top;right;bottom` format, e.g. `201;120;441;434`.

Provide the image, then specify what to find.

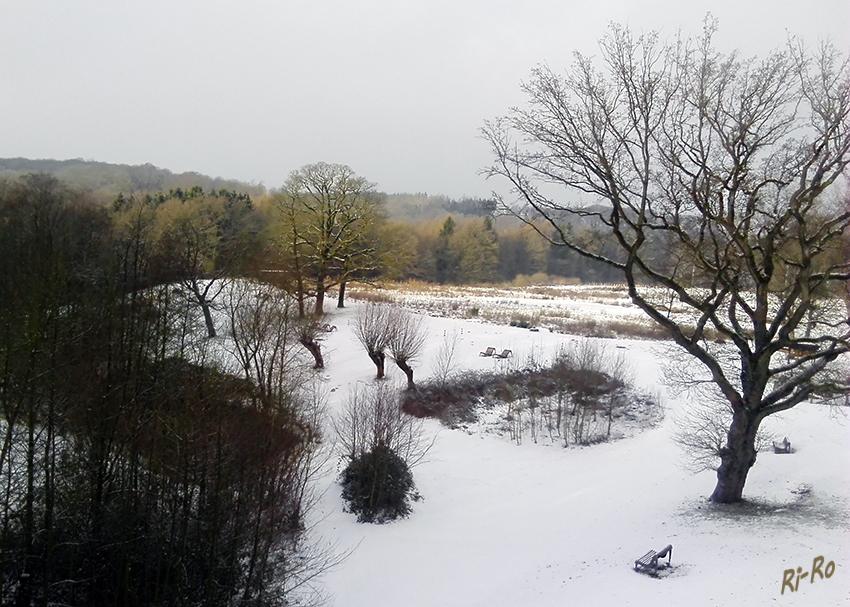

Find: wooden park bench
634;544;673;574
321;324;337;332
479;347;496;357
773;437;791;454
494;349;512;359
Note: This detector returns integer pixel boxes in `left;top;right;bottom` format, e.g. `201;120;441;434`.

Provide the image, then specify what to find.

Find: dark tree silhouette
483;21;850;502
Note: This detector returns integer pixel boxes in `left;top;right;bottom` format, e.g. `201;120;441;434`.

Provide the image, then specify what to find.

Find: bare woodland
0;177;325;606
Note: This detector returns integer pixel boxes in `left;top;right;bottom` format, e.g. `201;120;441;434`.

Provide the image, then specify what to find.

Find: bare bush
404;342;657;447
334;382;431;523
433;329;462;387
334;382;430;466
553;339;638;445
673;398;777;474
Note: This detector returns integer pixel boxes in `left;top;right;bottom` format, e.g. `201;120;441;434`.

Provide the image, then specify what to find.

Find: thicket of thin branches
334;382;430;522
403;339;657;446
0;177;330;607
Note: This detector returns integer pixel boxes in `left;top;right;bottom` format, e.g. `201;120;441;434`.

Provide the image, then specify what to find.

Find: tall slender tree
434;215;458;284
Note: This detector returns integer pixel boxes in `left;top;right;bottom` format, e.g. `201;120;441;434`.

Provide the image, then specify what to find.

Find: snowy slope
308;301;849;607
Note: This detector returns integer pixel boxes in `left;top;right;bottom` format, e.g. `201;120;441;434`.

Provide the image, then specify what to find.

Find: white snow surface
302;299;849;607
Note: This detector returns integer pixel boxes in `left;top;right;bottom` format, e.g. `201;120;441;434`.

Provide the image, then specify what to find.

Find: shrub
509;312;539;329
340;443;417;523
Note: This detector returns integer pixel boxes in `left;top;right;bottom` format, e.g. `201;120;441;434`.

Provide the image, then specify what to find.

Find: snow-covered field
306;296;849;607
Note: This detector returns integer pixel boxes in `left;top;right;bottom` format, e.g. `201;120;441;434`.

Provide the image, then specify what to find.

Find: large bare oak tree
273;162;384;316
483;21;850;503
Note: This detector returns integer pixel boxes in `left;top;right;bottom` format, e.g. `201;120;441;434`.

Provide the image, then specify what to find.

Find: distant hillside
383;193;495;222
0;158;266;199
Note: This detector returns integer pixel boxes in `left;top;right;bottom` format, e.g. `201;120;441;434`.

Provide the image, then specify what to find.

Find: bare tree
483;20;850;502
353;302;392;379
352;303;428;389
295;314;328;370
386;307;428;391
273;163;384;315
150;196;232;338
433;329;462;386
223;279;305;405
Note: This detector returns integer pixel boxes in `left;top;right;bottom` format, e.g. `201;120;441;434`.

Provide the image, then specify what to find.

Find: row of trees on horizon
4;156;631;310
105;161;629;316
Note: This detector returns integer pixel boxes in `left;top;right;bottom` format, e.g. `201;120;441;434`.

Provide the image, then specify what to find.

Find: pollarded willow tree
482;20;850;503
353;303;427;390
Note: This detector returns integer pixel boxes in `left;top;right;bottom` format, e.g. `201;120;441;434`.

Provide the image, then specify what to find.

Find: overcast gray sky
2;1;848;197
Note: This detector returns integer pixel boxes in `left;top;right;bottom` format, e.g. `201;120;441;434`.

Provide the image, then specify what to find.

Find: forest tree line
2;158;629;296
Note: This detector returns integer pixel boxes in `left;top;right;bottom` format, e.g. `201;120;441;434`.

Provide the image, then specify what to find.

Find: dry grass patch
346;282;691;341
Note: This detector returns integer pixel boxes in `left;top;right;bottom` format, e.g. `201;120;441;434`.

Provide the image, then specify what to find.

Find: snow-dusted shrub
401;372;492;424
405;339;661;445
335;382;430;523
340;443;417;523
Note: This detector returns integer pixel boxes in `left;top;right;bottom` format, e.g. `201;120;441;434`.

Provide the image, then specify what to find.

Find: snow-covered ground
306;298;849;607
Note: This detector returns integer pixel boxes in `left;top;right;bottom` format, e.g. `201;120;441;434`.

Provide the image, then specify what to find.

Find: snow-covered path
308;303;849;606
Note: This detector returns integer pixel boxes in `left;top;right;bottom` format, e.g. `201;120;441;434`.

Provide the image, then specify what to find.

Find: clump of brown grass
347;286;396;304
605;320;671;340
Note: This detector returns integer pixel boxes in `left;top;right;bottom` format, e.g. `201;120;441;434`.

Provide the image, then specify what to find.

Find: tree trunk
368;351;385;379
200;298;217;338
395;359;416;391
709;410;760;503
189;279;217;337
295;282;306;318
315;277;325;316
337;281;346;308
299;338;324;370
